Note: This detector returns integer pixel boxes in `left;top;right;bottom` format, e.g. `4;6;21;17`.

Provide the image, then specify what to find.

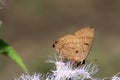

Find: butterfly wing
53;26;94;64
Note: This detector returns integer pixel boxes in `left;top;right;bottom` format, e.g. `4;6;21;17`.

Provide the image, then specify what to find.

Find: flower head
112;72;120;80
15;73;43;80
47;59;99;80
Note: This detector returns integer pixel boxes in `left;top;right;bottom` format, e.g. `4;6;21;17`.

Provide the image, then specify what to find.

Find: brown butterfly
53;26;94;65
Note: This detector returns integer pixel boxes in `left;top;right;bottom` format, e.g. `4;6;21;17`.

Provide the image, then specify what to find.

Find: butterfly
53;26;94;65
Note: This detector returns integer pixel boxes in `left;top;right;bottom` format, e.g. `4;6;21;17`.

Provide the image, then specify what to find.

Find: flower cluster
15;57;120;80
46;60;98;80
15;58;100;80
15;73;43;80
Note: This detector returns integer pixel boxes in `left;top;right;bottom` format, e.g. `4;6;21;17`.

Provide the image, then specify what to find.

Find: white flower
15;73;43;80
112;72;120;80
47;59;99;80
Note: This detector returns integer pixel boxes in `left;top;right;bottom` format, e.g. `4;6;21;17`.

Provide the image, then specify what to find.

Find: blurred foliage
0;39;27;72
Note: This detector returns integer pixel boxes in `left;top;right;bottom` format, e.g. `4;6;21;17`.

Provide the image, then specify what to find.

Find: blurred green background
0;0;120;80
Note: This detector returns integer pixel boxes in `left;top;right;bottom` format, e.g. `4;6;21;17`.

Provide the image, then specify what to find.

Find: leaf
0;39;28;72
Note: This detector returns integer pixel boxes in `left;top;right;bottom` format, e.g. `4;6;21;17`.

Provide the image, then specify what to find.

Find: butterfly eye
52;44;55;48
52;41;58;48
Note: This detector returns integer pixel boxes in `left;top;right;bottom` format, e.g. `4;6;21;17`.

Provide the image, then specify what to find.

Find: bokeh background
0;0;120;80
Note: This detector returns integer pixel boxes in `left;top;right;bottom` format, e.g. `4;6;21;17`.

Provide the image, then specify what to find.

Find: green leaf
0;39;28;72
